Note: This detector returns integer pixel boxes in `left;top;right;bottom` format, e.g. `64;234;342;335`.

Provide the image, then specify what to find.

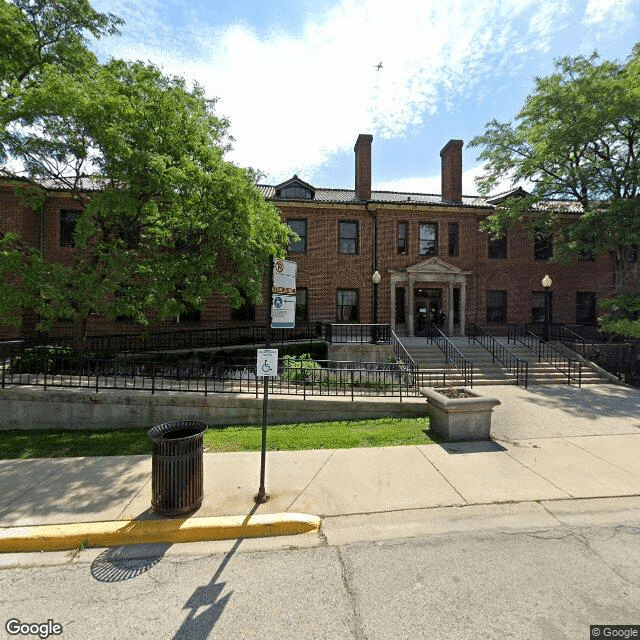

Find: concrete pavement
1;383;640;552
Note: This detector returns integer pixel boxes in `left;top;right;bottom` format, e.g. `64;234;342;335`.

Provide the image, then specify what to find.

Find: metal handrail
558;326;588;358
509;325;581;386
77;322;321;354
430;325;473;387
469;323;528;388
390;331;417;370
321;323;391;344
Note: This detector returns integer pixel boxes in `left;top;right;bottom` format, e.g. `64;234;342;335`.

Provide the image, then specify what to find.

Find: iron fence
1;354;447;400
81;322;322;354
321;323;391;344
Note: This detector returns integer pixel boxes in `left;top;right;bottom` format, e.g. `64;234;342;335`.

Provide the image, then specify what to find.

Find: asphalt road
2;519;640;640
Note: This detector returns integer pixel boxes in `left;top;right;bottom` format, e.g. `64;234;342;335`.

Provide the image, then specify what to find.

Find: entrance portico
389;258;470;336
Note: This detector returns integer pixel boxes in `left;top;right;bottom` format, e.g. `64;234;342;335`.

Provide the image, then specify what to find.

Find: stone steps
401;337;612;386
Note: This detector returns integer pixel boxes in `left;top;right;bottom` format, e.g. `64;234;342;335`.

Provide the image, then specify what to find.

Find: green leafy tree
1;4;292;347
471;44;640;337
0;0;122;163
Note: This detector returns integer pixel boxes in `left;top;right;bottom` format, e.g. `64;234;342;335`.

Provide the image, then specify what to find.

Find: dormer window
274;175;315;200
279;185;313;199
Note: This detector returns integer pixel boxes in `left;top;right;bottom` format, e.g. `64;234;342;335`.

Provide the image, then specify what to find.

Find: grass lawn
0;417;438;459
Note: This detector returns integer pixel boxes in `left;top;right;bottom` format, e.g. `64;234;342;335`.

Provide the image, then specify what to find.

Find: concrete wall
327;343;393;363
0;387;427;430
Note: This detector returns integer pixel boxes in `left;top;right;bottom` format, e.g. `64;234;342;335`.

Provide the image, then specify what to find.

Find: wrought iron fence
1;354;447;400
321;323;391;344
82;322;322;353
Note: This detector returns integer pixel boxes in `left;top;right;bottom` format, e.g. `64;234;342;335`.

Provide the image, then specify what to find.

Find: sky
90;0;640;196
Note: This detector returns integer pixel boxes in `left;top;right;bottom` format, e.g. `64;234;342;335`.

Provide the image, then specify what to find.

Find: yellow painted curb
0;513;322;553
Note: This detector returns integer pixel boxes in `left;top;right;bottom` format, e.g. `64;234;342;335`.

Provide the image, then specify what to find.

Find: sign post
254;257;297;504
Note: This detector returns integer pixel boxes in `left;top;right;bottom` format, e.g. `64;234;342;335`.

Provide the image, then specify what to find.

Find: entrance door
414;288;441;336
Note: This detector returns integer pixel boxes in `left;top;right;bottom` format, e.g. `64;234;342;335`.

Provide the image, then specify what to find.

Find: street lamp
372;270;381;343
542;274;552;341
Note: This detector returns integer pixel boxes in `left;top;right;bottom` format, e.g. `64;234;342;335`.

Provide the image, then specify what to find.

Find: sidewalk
1;383;640;552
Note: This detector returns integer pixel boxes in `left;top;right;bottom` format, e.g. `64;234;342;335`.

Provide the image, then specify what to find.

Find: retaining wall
0;387;427;430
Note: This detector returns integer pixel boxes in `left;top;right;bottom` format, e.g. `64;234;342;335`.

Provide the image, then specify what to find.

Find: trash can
148;420;208;517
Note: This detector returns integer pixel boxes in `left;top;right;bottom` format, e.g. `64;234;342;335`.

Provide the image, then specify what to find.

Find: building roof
1;169;584;214
0;170;106;192
257;184;489;208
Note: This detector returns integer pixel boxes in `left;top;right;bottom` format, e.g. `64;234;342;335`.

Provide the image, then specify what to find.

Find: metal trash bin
148;420;208;517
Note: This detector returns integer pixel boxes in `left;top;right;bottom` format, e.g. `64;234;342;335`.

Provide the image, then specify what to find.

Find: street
2;514;640;640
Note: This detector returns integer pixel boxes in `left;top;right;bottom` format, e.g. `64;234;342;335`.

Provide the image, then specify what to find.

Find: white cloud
377;164;521;197
90;0;632;184
583;0;633;25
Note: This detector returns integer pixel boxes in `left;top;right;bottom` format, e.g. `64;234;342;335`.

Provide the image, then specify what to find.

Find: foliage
0;0;122;163
282;353;322;383
599;294;640;339
471;44;640;303
1;1;293;345
9;344;100;373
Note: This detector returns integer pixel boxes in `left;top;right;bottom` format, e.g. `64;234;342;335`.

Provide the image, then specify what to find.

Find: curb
0;513;322;553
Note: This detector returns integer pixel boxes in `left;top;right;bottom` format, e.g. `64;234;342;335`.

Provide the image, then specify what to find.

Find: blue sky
91;0;640;195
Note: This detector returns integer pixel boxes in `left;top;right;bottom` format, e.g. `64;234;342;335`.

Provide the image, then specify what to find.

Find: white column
407;276;415;336
447;281;454;335
460;279;466;336
390;280;396;333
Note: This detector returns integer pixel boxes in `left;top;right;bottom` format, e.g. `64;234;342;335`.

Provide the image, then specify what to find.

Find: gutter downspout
365;202;378;329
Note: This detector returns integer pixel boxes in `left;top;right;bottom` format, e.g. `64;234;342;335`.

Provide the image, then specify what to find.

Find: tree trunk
72;314;87;352
609;249;631;295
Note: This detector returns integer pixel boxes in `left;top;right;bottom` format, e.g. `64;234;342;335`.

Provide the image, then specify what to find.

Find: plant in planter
421;386;501;441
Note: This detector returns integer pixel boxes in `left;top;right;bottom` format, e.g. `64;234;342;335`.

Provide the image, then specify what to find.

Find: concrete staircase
400;336;612;386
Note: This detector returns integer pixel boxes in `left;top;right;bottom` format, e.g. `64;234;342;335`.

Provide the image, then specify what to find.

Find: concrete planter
421;387;501;441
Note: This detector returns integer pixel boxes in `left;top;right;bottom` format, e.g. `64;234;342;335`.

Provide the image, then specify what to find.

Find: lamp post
542;274;552;342
372;270;381;343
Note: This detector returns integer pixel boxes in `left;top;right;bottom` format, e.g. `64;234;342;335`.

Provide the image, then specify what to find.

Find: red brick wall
1;182;632;341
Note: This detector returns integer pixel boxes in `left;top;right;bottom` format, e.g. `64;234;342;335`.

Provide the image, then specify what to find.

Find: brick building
1;135;631;341
253;134;620;337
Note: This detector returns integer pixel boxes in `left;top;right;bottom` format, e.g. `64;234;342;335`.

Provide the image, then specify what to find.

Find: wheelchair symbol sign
257;349;278;377
274;296;283;309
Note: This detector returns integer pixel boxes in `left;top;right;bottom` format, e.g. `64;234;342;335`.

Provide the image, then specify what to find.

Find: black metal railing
557;325;589;358
1;353;448;399
430;325;473;387
81;322;321;354
391;331;417;370
508;325;582;386
468;323;528;387
321;323;391;344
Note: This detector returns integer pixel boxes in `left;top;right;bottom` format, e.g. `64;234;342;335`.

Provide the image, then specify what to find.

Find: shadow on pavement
171;504;260;640
91;542;172;582
439;441;507;454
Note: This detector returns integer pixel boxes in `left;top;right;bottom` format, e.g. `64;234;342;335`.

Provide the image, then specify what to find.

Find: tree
1;5;292;347
471;44;640;337
0;0;122;164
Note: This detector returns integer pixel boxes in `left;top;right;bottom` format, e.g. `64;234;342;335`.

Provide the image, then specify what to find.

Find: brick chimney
354;133;373;200
440;139;463;203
